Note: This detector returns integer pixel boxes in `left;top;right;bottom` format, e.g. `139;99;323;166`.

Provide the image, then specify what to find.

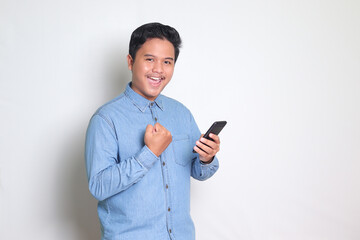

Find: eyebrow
144;54;174;61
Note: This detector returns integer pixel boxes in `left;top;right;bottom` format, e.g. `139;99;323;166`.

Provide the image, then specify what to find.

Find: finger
196;140;216;156
154;122;161;132
194;146;215;161
156;122;167;131
208;133;220;144
199;137;219;151
193;146;209;157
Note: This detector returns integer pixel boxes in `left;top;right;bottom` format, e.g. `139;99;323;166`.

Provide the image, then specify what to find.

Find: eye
146;58;154;62
164;60;172;65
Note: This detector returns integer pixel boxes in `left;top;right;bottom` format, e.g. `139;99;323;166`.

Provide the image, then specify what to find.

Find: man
85;22;221;240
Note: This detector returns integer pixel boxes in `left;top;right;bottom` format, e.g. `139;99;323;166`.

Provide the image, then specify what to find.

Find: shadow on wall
61;49;130;239
63;135;101;240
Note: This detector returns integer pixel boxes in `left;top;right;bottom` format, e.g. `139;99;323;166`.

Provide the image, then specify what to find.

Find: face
127;38;175;101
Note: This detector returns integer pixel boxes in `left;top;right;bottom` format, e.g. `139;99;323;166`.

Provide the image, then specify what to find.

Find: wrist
200;156;214;164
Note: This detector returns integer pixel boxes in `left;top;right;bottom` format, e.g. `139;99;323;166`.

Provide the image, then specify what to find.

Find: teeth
149;76;162;82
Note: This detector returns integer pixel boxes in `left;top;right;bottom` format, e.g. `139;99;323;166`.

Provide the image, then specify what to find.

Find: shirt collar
124;82;164;112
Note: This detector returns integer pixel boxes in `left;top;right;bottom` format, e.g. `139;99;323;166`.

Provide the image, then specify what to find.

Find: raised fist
144;123;172;157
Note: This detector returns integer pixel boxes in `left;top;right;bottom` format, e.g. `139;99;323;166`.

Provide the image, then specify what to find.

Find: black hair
129;22;182;62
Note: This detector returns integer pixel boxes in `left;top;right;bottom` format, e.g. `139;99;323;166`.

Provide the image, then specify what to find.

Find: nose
152;60;163;73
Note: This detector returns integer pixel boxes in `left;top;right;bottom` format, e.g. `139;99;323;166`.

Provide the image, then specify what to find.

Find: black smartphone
193;121;227;153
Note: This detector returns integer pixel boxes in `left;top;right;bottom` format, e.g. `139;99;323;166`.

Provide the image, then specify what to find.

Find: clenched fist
144;123;172;157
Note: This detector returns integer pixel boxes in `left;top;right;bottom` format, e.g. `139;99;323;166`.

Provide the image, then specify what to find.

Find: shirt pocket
172;134;193;166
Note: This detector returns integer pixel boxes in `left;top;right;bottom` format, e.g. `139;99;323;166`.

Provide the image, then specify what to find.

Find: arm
85;114;159;201
189;113;220;181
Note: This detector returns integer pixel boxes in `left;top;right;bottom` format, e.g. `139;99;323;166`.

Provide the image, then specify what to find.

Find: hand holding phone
193;121;227;153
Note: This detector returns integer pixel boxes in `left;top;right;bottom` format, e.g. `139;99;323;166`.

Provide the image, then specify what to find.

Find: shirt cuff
135;145;160;170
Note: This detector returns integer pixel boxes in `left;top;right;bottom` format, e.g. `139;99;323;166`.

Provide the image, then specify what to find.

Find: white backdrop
1;0;360;239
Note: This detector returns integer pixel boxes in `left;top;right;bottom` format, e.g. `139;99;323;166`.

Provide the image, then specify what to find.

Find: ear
127;54;134;71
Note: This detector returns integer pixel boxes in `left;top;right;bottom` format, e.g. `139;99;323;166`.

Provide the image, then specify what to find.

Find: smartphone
193;121;227;153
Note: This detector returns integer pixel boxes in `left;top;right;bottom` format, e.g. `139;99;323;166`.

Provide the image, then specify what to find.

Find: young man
85;23;221;240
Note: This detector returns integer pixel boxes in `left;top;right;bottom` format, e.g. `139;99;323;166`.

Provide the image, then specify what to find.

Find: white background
1;0;360;239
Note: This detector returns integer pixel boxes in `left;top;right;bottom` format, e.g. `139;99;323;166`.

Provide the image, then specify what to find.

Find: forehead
137;38;175;58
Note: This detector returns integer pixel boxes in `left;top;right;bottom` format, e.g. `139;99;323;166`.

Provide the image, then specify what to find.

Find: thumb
145;124;154;134
153;122;161;132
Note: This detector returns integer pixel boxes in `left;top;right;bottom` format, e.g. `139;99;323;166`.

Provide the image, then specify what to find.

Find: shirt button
150;103;154;106
168;207;171;212
169;229;172;233
162;162;165;166
166;184;168;189
155;117;157;121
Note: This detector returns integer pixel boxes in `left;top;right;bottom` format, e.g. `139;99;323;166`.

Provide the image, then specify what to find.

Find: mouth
147;76;165;87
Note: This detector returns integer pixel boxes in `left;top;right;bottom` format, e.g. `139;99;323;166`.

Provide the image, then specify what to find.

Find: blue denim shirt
85;83;219;240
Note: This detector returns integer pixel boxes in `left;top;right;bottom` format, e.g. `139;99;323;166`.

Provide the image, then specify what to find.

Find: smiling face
127;38;175;101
